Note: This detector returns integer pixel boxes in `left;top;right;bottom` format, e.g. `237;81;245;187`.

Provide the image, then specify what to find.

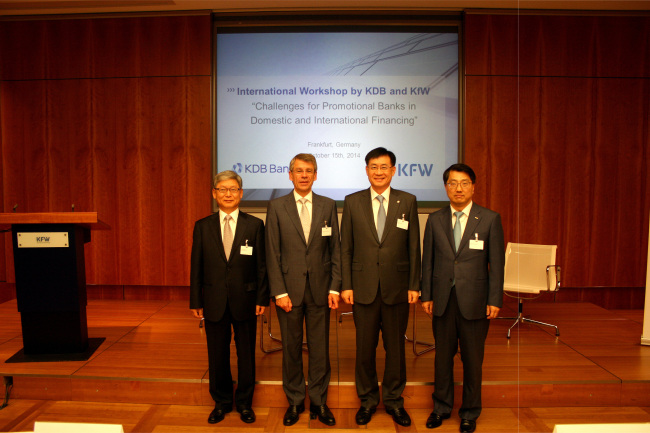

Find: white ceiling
1;0;650;16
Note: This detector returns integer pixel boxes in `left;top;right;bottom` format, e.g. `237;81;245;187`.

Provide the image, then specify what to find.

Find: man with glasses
190;170;268;425
420;163;504;433
340;147;420;427
265;153;341;427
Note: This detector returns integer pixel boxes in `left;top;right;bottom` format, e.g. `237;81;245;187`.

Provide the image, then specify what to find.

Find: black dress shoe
283;403;305;426
236;405;256;423
207;405;232;424
386;407;411;427
460;418;477;432
355;406;376;425
309;404;336;426
426;411;451;428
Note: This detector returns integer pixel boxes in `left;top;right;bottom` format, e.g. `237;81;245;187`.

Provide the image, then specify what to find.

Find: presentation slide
215;30;458;203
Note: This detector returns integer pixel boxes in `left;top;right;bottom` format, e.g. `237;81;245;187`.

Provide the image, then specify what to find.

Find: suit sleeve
487;213;505;308
264;201;287;298
328;201;342;293
340;196;353;291
255;219;270;307
189;221;203;310
407;196;421;292
420;214;434;302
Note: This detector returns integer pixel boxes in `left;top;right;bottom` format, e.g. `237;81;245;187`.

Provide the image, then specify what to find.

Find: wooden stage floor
1;299;650;431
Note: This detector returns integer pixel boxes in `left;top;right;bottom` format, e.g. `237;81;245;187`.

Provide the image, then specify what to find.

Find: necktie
223;214;233;259
453;211;463;253
299;197;310;241
376;195;386;239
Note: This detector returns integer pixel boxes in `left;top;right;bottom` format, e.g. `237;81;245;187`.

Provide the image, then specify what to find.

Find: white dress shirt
219;208;239;240
370;186;391;231
451;201;473;239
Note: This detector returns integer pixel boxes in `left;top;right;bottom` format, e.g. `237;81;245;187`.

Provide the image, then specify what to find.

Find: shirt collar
293;190;313;203
219;208;239;224
370;186;391;202
450;201;473;217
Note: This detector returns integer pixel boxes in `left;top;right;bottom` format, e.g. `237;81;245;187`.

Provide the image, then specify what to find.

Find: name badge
396;213;409;230
240;240;253;255
322;227;332;236
469;234;484;250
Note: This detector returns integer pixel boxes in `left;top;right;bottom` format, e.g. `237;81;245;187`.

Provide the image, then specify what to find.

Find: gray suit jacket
420;203;505;320
341;188;420;305
265;192;341;306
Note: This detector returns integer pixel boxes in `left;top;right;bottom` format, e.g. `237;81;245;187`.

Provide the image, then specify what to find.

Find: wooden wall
464;13;650;301
0;15;213;291
1;11;648;307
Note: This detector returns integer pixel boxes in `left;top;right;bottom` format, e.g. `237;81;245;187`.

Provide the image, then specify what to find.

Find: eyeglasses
293;169;315;175
368;165;393;172
214;187;240;195
446;181;472;189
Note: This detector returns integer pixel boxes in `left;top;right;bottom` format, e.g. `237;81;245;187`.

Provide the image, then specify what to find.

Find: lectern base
4;337;105;363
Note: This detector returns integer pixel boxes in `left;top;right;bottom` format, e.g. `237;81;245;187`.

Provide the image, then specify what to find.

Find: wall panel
465;74;650;288
465;14;650;78
0;15;212;288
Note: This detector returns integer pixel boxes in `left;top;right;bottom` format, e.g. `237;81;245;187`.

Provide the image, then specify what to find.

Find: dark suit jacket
190;211;269;322
420;203;505;320
265;192;341;306
341;188;420;305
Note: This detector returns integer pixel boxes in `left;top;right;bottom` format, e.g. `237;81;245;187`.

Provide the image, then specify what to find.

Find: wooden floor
1;299;650;432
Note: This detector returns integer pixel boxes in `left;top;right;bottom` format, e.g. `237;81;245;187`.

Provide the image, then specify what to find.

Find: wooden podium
0;212;109;360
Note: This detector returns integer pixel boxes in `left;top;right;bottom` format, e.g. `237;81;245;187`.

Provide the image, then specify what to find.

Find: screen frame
212;12;464;213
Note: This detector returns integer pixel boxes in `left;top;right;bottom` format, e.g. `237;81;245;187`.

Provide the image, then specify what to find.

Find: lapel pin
475;216;479;220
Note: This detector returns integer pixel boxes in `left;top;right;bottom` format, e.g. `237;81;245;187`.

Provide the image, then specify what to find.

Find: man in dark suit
340;147;420;427
421;163;505;433
190;170;268;425
265;153;341;427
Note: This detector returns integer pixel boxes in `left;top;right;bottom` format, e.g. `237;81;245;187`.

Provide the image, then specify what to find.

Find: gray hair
289;153;318;172
213;170;242;188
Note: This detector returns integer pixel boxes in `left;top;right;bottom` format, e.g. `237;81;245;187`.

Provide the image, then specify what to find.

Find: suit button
454;260;458;264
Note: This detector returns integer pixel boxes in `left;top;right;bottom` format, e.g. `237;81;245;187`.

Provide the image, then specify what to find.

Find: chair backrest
504;243;557;294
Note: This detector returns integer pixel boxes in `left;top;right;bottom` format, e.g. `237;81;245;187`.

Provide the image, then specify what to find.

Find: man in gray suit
265;153;341;427
340;147;420;427
421;163;505;433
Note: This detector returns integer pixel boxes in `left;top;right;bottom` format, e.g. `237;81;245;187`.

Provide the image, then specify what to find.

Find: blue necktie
376;195;386;239
453;211;463;253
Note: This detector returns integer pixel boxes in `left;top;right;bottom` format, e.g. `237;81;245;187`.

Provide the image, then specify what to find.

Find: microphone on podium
13;204;17;213
71;204;75;212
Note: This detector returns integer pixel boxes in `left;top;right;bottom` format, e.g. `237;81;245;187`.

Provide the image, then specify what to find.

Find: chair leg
499;300;559;338
521;317;559;336
404;303;435;355
338;311;353;323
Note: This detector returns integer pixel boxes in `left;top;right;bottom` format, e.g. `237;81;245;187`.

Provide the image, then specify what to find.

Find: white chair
500;243;561;338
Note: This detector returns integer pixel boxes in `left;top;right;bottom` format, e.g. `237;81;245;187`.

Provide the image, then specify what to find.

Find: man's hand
408;290;419;304
275;296;293;312
486;305;500;319
341;290;354;304
421;301;433;315
256;305;265;315
191;308;203;319
328;293;340;309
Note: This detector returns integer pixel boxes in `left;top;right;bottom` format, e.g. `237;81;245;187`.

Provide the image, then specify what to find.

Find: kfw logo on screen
397;163;434;177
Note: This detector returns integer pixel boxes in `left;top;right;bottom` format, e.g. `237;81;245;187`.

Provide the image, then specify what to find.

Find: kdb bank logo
232;162;289;174
397;163;434;177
